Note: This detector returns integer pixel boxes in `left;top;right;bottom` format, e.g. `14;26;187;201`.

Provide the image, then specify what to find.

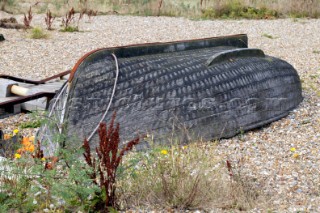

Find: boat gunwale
69;34;248;82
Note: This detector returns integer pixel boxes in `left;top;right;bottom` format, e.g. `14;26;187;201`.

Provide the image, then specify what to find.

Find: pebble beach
0;11;320;211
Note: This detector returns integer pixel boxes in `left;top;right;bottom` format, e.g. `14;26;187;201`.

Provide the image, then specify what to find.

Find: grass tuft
60;26;79;32
262;33;277;39
29;27;48;39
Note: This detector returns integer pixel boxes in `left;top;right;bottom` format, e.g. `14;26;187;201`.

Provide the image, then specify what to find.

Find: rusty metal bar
0;92;55;109
0;70;71;85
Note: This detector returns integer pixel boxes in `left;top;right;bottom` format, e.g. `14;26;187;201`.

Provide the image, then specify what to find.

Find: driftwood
0;17;26;29
38;34;303;154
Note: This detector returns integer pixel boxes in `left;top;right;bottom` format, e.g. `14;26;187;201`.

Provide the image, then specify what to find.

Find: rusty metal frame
0;71;70;110
0;70;70;85
0;92;55;108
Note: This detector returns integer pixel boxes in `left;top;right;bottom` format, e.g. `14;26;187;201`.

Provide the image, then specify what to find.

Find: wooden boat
38;34;303;154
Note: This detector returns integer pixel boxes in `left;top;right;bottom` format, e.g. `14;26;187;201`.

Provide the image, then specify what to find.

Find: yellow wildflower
13;129;19;135
41;157;46;161
14;153;21;159
293;153;300;159
160;150;168;155
4;134;12;140
290;147;296;152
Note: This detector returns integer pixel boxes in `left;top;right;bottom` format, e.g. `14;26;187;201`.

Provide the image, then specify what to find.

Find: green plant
0;132;20;158
201;1;279;19
262;33;276;39
83;112;140;210
60;25;79;32
29;27;48;39
19;119;42;129
0;139;100;212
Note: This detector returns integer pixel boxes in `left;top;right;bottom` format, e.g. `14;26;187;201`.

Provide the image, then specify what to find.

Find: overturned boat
38;34;302;154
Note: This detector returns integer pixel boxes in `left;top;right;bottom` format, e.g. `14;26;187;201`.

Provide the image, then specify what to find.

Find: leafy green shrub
29;27;48;39
60;25;79;32
0;142;99;212
201;1;279;19
19;120;42;129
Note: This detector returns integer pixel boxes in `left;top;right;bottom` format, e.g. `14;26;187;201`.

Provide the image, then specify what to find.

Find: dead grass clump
275;0;320;18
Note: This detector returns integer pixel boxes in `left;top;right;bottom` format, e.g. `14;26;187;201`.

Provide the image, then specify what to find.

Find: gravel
0;11;319;211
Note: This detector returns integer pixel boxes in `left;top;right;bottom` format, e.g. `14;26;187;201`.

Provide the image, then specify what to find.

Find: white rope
36;81;68;156
58;84;69;133
48;82;68;117
87;53;119;142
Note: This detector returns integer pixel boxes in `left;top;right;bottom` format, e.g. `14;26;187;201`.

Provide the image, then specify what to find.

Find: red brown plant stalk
45;9;55;30
226;160;233;178
23;6;33;28
86;9;98;22
157;0;163;16
83;112;140;209
62;7;75;28
77;9;85;28
44;157;59;170
32;140;58;170
32;140;44;159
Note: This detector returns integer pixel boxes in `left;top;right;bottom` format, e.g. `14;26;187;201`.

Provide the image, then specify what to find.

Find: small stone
0;34;4;42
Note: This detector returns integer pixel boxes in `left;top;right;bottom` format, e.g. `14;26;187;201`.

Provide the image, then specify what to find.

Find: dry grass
117;141;267;211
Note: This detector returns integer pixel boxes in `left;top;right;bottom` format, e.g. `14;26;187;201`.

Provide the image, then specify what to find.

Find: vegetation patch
262;33;278;39
1;0;320;19
59;25;79;32
201;1;279;19
118;141;265;210
29;27;48;39
0;113;266;211
19;120;42;129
